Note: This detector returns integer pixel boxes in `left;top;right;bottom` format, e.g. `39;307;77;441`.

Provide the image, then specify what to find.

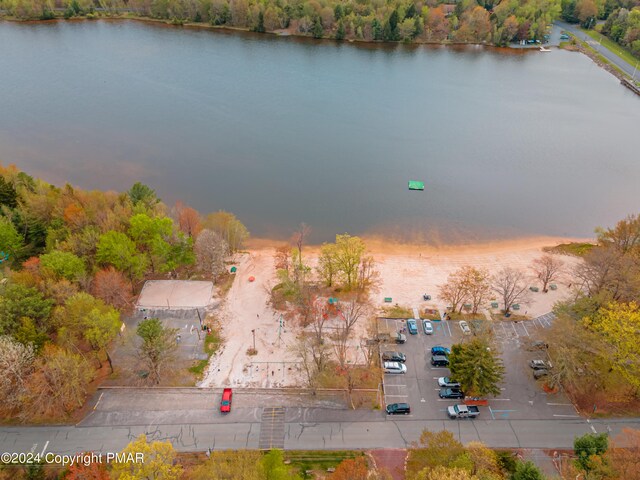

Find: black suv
431;355;449;367
382;351;406;363
439;388;465;399
386;403;411;415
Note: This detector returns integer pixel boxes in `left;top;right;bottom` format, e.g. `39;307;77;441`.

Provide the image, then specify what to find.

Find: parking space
380;313;580;422
380;317;463;420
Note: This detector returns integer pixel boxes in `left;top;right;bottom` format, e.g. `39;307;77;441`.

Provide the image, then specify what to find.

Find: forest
561;0;640;57
1;0;563;46
0;164;246;420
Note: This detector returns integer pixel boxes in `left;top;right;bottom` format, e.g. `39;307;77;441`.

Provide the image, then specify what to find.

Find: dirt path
200;250;301;388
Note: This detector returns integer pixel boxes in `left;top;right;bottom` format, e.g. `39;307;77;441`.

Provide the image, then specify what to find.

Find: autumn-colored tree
92;267;133;311
330;456;369;480
187;450;265;480
606;428;640;480
64;459;110;480
22;345;94;419
111;434;182;480
409;430;466;473
202;211;249;252
414;465;478;480
583;302;640;393
438;269;467;313
175;201;202;238
460;266;491;314
575;0;598;27
136;318;178;385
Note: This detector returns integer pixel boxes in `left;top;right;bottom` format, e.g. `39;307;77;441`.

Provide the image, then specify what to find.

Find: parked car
382;351;406;363
384;361;407;374
422;320;433;335
560;33;570;40
459;321;471;335
431;355;449;367
431;346;451;356
220;388;233;413
407;319;418;335
533;369;549;379
386;403;411;415
447;404;480;419
438;377;461;388
439;388;465;399
529;360;552;370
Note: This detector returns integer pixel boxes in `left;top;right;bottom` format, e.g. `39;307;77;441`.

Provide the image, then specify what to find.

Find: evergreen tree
336;20;346;40
312;16;324;38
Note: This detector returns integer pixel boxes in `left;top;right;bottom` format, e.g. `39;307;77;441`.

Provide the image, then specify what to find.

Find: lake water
1;20;639;243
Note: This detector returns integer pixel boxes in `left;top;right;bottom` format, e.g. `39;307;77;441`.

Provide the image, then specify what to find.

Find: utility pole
251;329;256;351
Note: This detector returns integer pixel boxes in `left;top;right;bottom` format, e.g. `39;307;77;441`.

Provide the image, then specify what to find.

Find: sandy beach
200;236;588;388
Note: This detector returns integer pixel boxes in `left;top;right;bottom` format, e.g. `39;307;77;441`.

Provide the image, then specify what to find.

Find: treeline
0;0;563;46
561;0;640;57
0;164;246;420
547;214;640;407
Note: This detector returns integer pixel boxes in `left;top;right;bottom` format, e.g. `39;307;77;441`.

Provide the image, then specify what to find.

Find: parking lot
380;314;579;422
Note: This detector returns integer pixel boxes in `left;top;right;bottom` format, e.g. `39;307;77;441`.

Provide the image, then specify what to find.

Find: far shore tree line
0;164;248;420
2;0;566;47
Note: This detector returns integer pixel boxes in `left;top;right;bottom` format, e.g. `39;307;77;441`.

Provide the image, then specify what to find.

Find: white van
383;361;407;374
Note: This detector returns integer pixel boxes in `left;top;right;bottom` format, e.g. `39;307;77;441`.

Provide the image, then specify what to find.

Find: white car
383;361;407;374
422;320;433;335
459;321;471;335
438;376;461;388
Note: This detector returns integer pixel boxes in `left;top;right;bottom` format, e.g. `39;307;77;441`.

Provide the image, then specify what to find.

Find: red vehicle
220;388;233;413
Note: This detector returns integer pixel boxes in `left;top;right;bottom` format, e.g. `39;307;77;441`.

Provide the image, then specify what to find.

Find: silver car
383;361;407;374
422;320;433;335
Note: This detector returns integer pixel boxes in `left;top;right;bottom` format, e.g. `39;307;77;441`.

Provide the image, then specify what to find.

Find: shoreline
245;234;594;255
2;15;633;87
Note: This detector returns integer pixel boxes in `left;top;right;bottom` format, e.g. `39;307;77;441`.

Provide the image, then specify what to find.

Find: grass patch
543;242;595;257
490;312;530;322
285;450;364;478
188;326;221;378
216;271;235;297
446;311;483;321
582;28;640;68
381;304;412;318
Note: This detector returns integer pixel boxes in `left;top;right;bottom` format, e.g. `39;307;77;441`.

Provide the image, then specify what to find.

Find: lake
1;20;639;243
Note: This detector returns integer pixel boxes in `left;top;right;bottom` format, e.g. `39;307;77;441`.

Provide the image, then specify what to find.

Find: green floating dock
408;180;425;191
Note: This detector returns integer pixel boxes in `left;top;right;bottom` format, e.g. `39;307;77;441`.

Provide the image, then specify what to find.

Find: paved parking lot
380;314;579;422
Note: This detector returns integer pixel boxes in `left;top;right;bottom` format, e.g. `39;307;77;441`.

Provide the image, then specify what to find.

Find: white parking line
491;398;511;401
446;321;452;337
501;322;508;335
553;414;580;418
521;322;530;337
385;394;409;398
40;441;49;456
590;425;597;433
547;403;573;406
511;322;519;337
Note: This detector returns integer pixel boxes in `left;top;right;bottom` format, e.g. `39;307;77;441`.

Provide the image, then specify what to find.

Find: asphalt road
2;388;640;456
555;21;639;78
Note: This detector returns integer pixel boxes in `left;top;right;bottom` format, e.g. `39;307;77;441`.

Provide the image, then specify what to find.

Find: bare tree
438;270;468;313
291;334;319;391
531;254;564;292
0;336;35;412
291;222;310;268
308;298;331;372
194;229;229;278
357;255;380;292
332;299;367;369
492;267;529;315
573;246;619;298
